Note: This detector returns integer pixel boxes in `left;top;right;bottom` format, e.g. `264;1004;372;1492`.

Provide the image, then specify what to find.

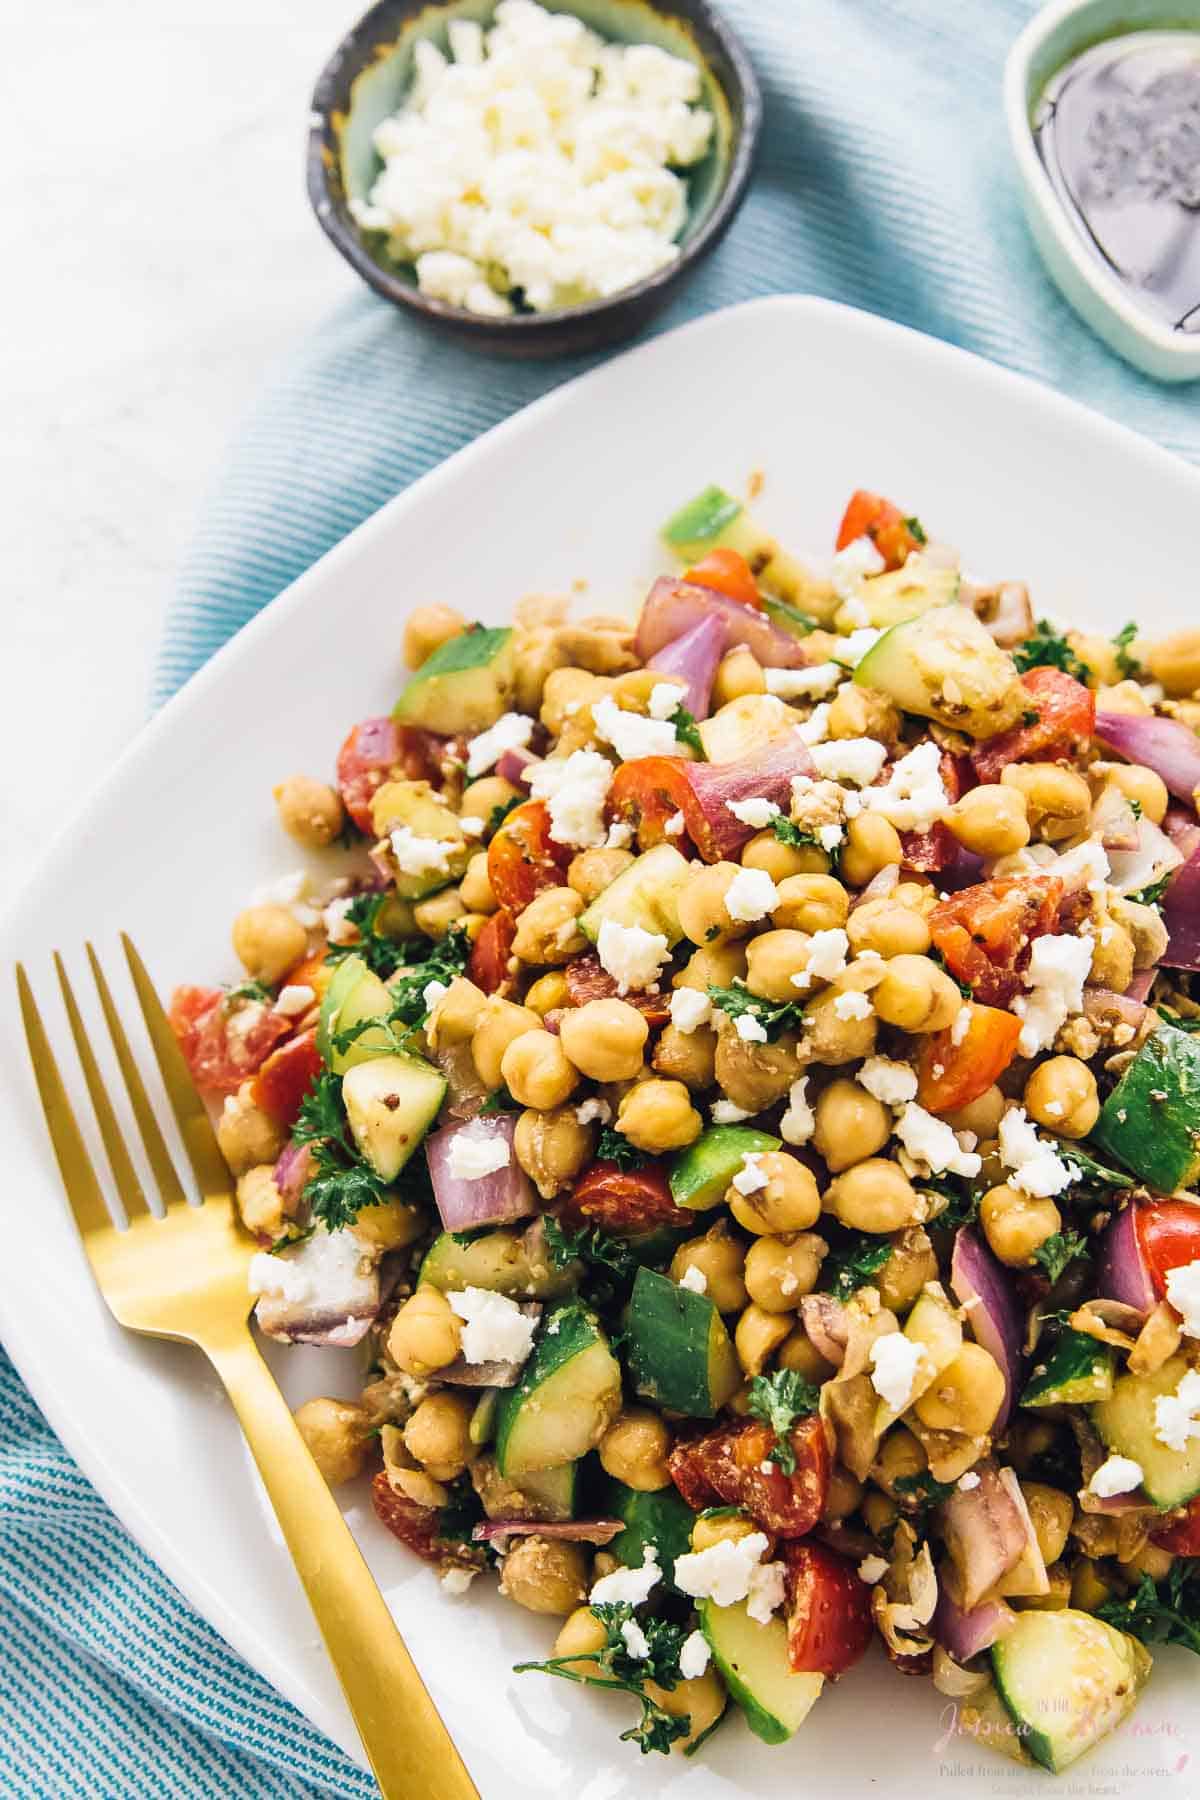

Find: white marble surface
5;0;363;851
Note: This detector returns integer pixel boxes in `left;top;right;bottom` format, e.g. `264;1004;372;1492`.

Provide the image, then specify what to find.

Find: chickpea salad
173;483;1200;1772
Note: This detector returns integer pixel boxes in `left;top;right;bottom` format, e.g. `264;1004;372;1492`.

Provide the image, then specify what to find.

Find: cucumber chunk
661;486;829;616
494;1303;622;1478
341;1052;446;1182
1093;1024;1200;1193
1092;1353;1200;1509
598;1479;696;1587
853;604;1024;738
856;559;960;628
316;955;395;1073
578;843;692;947
991;1608;1150;1772
1022;1328;1115;1409
393;625;515;734
624;1266;740;1417
700;1600;824;1745
419;1225;579;1302
368;780;471;899
670;1125;781;1212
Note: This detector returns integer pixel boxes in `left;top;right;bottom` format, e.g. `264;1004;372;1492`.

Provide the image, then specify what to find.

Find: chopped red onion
950;1228;1023;1431
1095;1205;1155;1314
683;738;816;860
1123;969;1157;1003
1091;783;1141;851
273;1141;314;1210
472;1518;624;1547
1096;712;1200;805
934;1584;1017;1661
1165;804;1200;855
645;615;727;719
496;747;538;786
938;1459;1027;1610
799;1294;849;1367
1163;841;1200;971
425;1115;536;1233
636;576;810;669
1083;985;1153;1034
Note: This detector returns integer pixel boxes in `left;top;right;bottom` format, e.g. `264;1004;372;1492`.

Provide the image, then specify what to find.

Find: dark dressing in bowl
1034;29;1200;335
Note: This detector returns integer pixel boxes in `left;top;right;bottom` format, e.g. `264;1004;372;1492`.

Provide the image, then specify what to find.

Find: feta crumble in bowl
307;0;760;354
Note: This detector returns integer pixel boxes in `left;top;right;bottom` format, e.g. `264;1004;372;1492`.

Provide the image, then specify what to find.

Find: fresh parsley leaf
226;979;274;1004
893;1470;957;1512
487;795;521;835
1127;872;1172;909
1112;620;1142;680
594;1125;647;1170
1033;1228;1089;1285
1013;619;1089;683
544;1215;641;1291
903;515;927;545
822;1234;892;1300
514;1603;691;1757
670;706;706;758
746;1369;820;1474
324;893;415;979
291;1069;386;1230
386;925;472;1026
1129;797;1144;819
924;1176;979;1232
1098;1567;1200;1657
707;981;805;1043
479;1086;521;1114
771;817;820;851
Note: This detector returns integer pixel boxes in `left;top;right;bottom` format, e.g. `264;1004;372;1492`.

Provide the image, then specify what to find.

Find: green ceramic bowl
307;0;761;356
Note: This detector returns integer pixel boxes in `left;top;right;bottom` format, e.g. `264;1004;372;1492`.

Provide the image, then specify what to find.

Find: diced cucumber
761;595;818;640
393;625;515;734
662;485;744;550
624;1266;740;1418
515;1462;577;1520
1022;1328;1115;1409
1093;1024;1200;1193
316;955;395;1073
598;1479;696;1586
578;843;692;947
855;559;960;629
469;1390;498;1447
341;1052;446;1182
991;1608;1150;1772
419;1224;579;1301
700;1600;824;1745
661;486;832;617
698;694;796;763
853;605;1024;739
1092;1353;1200;1509
494;1303;622;1478
670;1125;781;1212
368;780;471;899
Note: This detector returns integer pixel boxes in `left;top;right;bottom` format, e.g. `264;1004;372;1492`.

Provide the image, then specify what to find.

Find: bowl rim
1003;0;1200;379
305;0;763;335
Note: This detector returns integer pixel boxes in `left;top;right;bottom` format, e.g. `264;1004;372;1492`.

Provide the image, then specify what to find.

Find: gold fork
16;935;479;1800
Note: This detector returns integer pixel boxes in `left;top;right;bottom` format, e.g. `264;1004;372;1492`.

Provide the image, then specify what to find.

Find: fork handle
204;1330;479;1800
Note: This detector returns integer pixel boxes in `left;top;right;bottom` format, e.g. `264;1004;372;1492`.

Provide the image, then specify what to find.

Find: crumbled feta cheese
727;797;782;829
323;897;358;946
669;987;712;1034
732;1152;768;1196
957;1471;981;1492
857;1554;889;1585
831;535;885;601
422;979;450;1013
780;1076;815;1146
1165;1260;1200;1338
275;984;316;1017
857;1056;918;1107
679;1264;708;1295
447;1287;536;1365
894;1103;983;1179
860;740;947;832
596;917;670;993
833;990;873;1022
818;823;845;852
796;702;831;746
590;1545;662;1606
673;1532;771;1606
1088;1455;1144;1498
869;1332;925;1413
648;681;686;720
621;1618;650;1659
465;710;534;778
1013;933;1094;1056
765;663;843;700
810;737;888;787
724;867;780;923
1052;839;1111;893
950;1004;972;1047
575;1096;612;1125
1155;1368;1200;1452
605;819;633;849
678;1629;711;1680
528;749;613;850
997;1106;1074;1198
711;1099;754;1124
593;696;678;762
734;1012;768;1043
440;1565;477;1596
840;595;870;628
446;1123;512;1181
390;826;458;877
746;1559;787;1624
460;815;486;837
791;927;849;990
664;809;685;836
248;1251;313;1304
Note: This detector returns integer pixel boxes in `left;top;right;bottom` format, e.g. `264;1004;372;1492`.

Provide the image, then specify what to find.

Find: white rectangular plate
3;297;1199;1797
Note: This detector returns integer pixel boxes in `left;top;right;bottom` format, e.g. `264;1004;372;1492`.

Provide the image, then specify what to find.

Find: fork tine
54;953;148;1219
120;934;231;1205
85;945;188;1211
16;964;114;1241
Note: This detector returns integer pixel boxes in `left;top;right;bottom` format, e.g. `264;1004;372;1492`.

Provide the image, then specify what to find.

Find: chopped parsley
544;1215;642;1305
487;795;521;835
746;1369;820;1474
514;1603;692;1755
385;925;473;1026
1098;1566;1200;1657
822;1234;892;1300
1060;1144;1130;1192
770;817;821;851
903;515;927;545
1013;619;1088;684
924;1176;979;1232
707;981;805;1043
596;1126;648;1171
324;893;415;980
669;706;706;758
1112;620;1142;680
226;979;274;1005
1033;1228;1089;1285
436;1478;487;1548
479;1086;521;1114
290;1069;386;1230
1127;872;1172;909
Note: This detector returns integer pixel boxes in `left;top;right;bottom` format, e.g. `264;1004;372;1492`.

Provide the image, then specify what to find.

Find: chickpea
616;1079;702;1153
778;1329;834;1383
553;1607;607;1678
231;904;307;985
513;1104;592;1199
824;1467;863;1522
812;1078;891;1172
1001;763;1091;842
826;683;900;744
217;1084;287;1177
1113;898;1169;971
512;887;587;965
559;998;648;1082
1095;762;1169;826
272;775;345;848
1088;919;1135;993
873;954;962;1032
459;852;498;915
825;1159;922;1234
387;1286;462;1376
840;813;903;887
744;1232;827;1312
670;1222;747;1313
677;862;744;946
876;1227;939;1314
540;666;609;736
874;1425;928;1495
524;971;570;1016
499;1536;589;1616
652;1021;717;1090
403;602;466;668
460;774;521;827
943;1083;1006;1140
1147;629;1200;697
1095;678;1153;716
471;997;541;1088
404;1391;476;1482
945;784;1031;857
643;1669;726;1753
1020;1483;1074;1568
712;644;766;706
352;1197;424;1252
691;1511;759;1552
293;1396;370;1486
847;899;931;959
598;1409;672;1491
770;874;850;935
427;975;488;1050
745;929;814;1003
567;846;635;903
979;1183;1062;1267
714;1020;805;1113
501;1029;579;1110
735;1302;792;1375
728;1150;821;1235
675;940;747;991
1024;1056;1099;1139
236;1164;286;1237
413;887;467;938
802;983;879;1065
914;1343;1006;1435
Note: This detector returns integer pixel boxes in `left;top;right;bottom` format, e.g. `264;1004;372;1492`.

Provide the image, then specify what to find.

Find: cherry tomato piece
917;1003;1022;1115
169;986;291;1097
971;668;1095;784
668;1416;830;1538
783;1541;875;1678
560;1162;688;1237
467;909;516;995
563;954;671;1026
336;717;447;834
486;800;572;912
682;547;763;609
929;875;1062;1007
250;1028;322;1129
835;490;923;570
1136;1199;1200;1299
1151;1494;1200;1556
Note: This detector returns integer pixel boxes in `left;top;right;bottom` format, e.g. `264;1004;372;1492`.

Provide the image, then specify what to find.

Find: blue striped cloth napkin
5;2;1200;1794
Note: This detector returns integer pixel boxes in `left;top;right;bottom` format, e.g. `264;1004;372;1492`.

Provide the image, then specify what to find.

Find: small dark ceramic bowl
307;0;761;357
